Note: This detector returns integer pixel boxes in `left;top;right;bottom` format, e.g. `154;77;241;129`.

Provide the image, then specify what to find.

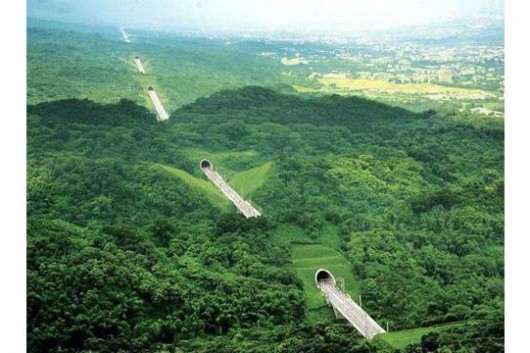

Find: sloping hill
27;82;504;352
377;322;465;349
227;161;274;198
289;244;362;322
153;164;231;211
178;86;422;128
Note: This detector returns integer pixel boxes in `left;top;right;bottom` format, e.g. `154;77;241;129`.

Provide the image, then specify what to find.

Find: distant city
248;18;505;116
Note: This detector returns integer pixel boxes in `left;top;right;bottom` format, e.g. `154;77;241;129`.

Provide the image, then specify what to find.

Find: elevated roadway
147;86;169;121
120;27;131;43
134;56;146;73
316;269;385;339
200;159;261;218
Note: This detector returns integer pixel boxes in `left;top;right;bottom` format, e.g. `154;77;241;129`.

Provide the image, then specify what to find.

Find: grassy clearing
227;161;274;198
271;223;355;323
153;159;272;211
270;223;312;245
319;223;340;249
179;148;273;196
271;223;340;248
153;164;231;210
377;322;465;349
181;149;261;174
288;244;362;323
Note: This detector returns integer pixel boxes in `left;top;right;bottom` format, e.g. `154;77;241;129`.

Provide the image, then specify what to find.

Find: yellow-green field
316;77;493;96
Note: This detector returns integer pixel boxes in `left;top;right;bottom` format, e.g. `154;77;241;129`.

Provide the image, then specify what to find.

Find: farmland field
317;77;497;96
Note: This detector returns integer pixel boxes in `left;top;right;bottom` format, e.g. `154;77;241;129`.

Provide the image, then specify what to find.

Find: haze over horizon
28;0;503;34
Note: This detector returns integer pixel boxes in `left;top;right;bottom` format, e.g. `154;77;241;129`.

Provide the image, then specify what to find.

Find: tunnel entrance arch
315;269;336;288
200;159;212;170
314;267;385;337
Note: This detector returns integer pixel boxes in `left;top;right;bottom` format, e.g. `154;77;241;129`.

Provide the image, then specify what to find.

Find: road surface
134;56;146;73
147;87;169;121
120;28;131;43
319;278;385;339
201;163;261;218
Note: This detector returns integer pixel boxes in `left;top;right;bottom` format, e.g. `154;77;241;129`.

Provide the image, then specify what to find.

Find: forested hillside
27;26;310;111
27;85;504;352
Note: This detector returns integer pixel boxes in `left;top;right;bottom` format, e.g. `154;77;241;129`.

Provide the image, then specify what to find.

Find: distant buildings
322;72;352;79
470;107;504;117
281;57;309;66
263;38;503;109
438;68;454;83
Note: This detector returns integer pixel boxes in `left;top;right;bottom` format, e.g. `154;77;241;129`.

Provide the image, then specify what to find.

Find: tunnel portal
200;159;212;170
315;268;336;288
314;268;385;338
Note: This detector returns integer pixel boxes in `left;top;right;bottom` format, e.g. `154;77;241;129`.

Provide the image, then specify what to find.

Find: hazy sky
28;0;504;32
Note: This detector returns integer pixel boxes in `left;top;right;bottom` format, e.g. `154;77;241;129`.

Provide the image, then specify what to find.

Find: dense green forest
27;24;503;353
27;86;503;352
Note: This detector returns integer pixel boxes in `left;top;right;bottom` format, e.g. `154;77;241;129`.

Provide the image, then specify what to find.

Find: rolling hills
27;25;504;353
